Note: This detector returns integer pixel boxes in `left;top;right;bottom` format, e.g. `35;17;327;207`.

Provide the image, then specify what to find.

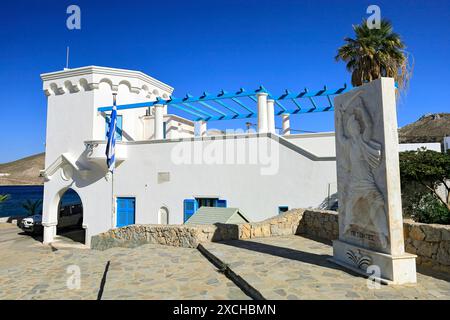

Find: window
196;198;217;208
159;207;169;225
105;115;123;141
183;198;227;223
195;198;227;208
278;206;289;214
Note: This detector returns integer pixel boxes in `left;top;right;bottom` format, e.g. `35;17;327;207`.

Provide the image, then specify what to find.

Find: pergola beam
98;84;350;122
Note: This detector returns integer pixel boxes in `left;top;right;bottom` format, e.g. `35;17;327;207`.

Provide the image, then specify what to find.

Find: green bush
400;149;450;225
409;193;450;224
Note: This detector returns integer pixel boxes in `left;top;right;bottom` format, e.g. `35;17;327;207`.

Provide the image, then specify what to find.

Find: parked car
20;204;83;234
21;213;43;234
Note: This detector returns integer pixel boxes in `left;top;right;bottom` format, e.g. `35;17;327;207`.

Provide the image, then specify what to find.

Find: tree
400;149;450;211
22;199;43;216
336;19;412;91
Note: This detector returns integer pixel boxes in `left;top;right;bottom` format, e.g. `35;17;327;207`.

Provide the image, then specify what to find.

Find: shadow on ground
215;235;365;279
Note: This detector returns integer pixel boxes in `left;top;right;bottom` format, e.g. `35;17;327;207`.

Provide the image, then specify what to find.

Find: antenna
65;46;70;70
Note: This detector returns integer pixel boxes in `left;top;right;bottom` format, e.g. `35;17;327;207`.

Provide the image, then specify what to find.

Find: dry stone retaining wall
403;220;450;273
91;209;450;274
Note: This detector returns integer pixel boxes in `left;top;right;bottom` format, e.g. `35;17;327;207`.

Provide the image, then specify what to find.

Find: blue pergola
98;84;350;122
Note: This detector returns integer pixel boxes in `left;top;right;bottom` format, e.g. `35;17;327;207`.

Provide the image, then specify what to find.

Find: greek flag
105;94;117;173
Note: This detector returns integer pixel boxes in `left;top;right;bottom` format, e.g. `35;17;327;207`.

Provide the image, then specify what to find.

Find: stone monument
330;77;417;284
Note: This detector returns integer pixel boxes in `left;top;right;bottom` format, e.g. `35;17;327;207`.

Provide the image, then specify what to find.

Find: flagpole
110;93;117;229
111;166;114;229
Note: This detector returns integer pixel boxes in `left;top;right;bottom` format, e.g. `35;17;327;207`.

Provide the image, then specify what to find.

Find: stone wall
300;209;339;241
238;209;305;239
91;224;219;250
90;208;450;274
403;220;450;273
91;209;306;250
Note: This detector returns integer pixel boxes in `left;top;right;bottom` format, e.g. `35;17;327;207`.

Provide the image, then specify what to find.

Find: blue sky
0;0;449;163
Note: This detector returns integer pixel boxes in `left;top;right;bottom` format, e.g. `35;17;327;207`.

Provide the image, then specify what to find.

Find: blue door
116;197;135;227
183;199;198;223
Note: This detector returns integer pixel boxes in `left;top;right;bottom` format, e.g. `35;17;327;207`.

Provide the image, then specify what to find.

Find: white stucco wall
398;143;442;152
80;134;337;238
283;133;336;157
142;114;195;140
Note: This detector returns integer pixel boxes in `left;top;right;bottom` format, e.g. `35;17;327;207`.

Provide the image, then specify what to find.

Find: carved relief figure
336;92;389;249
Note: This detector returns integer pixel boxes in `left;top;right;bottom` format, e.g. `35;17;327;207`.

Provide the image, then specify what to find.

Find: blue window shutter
217;199;227;208
183;199;197;223
117;197;135;227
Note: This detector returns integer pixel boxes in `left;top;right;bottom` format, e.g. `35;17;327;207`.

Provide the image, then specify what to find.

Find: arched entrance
158;206;169;225
56;188;85;244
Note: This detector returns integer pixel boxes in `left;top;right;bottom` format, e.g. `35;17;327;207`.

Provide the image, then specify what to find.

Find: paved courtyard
0;224;247;300
1;223;449;300
203;236;450;300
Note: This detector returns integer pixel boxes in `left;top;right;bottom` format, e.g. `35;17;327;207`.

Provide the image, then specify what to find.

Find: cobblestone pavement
203;235;450;300
1;223;450;300
0;224;248;300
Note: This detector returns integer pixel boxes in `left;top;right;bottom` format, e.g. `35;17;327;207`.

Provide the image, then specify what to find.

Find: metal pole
111;93;117;229
111;171;114;228
66;47;70;69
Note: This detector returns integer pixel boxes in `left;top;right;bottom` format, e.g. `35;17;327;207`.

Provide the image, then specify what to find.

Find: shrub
409;193;450;224
400;149;450;224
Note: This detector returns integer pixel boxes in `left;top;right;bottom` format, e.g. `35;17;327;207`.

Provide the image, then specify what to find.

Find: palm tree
336;19;412;90
0;194;9;203
22;199;43;216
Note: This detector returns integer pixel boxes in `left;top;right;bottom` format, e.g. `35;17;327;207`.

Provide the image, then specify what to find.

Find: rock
413;240;438;258
409;225;426;241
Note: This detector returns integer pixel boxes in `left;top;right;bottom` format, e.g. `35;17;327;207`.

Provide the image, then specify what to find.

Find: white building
40;66;343;246
398;143;442;152
444;136;450;153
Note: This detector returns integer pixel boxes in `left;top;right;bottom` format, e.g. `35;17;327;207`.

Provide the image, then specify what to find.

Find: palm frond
336;18;412;92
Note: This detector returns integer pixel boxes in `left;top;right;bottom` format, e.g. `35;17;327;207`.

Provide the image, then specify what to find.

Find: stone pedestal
331;240;416;285
330;78;416;285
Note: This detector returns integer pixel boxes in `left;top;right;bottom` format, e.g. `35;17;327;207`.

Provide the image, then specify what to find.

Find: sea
0;186;81;217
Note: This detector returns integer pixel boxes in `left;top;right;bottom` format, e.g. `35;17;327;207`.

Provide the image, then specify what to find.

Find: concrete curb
197;243;265;300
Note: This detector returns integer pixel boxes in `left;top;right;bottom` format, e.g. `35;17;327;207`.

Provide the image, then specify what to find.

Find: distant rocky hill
399;113;450;143
0;153;45;186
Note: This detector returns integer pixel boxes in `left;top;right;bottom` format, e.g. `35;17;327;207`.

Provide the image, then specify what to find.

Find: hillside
0;153;45;186
399;113;450;143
